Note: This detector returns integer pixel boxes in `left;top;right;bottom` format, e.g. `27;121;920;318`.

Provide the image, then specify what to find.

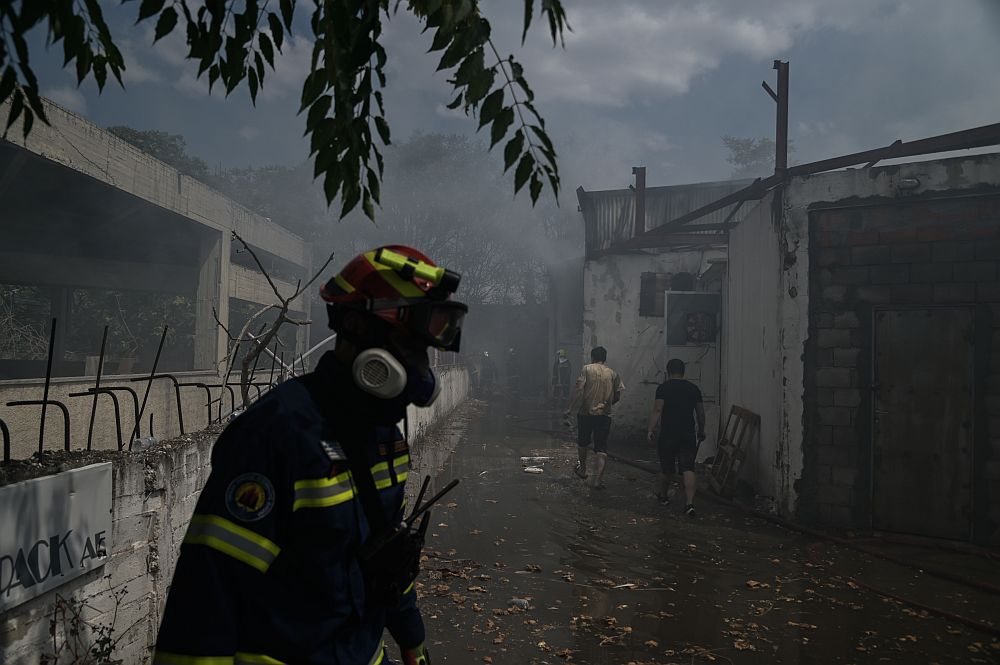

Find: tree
722;135;776;179
0;1;567;221
107;126;212;182
722;135;795;179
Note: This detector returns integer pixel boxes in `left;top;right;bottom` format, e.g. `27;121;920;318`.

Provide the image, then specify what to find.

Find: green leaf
429;26;453;53
208;64;220;91
254;52;265;82
300;71;326;111
306;95;332;130
477;89;503;129
514;153;534;194
259;34;275;67
248;67;259;103
0;68;16;103
503;130;524;172
137;0;167;22
154;7;178;42
522;0;534;44
366;167;381;203
529;171;543;203
445;94;463;110
530;125;556;157
374;116;390;144
6;91;24;132
22;108;34;139
268;13;284;51
489;107;514;148
452;48;484;87
341;181;361;218
362;190;375;221
323;168;342;202
280;0;295;30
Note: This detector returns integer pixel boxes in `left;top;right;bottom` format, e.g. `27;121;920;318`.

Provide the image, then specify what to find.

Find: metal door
872;308;974;540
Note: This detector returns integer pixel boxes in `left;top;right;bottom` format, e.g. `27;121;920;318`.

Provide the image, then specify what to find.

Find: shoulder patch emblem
225;473;275;522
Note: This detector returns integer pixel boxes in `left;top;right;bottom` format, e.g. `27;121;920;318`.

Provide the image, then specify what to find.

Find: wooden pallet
708;406;760;498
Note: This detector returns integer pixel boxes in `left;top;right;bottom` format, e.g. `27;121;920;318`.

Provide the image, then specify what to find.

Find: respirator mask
331;298;467;408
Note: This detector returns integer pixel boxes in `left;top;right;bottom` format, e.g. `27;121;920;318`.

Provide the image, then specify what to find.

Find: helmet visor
415;301;467;351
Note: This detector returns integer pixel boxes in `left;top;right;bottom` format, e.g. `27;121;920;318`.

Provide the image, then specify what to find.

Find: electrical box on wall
664;291;721;402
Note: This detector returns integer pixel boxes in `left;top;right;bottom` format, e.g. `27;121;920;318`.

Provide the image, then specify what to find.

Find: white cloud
239;125;260;140
41;85;87;114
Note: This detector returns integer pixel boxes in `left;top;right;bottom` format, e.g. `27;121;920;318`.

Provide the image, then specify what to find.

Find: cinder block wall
800;194;1000;543
0;367;469;663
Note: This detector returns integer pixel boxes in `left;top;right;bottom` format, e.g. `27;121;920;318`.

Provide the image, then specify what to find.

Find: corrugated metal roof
577;178;755;252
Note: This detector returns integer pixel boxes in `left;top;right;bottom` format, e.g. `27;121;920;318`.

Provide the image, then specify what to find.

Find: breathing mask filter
351;348;441;407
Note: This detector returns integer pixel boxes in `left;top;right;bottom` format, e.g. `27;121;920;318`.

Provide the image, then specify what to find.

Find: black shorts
577;415;611;453
658;434;697;474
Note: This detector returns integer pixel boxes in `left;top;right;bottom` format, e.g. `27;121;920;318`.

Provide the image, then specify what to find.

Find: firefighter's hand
402;644;431;665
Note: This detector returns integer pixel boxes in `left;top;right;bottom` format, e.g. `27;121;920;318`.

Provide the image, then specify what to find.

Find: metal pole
87;326;109;450
774;60;789;174
38;318;56;454
631;166;646;237
132;327;168;449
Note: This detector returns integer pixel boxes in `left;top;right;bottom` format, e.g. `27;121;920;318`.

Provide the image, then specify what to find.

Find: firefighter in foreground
153;246;468;665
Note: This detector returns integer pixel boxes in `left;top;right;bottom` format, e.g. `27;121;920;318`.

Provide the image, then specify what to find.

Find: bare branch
286;318;313;326
232;231;284;302
213;306;235;342
292;250;336;300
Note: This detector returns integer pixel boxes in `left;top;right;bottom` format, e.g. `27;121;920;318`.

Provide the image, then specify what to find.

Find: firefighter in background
153;246;468;665
551;348;571;401
479;350;497;396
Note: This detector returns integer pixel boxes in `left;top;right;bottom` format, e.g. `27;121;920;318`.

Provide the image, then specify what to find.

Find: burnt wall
802;194;1000;544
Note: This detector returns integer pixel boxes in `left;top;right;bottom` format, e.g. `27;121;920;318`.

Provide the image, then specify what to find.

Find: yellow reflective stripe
370;461;389;474
153;652;233;665
403;580;415;595
369;641;385;665
191;515;280;555
293;470;355;511
364;252;425;298
334;273;355;294
184;515;280;573
394;454;410;468
294;470;352;490
234;653;285;665
293;487;356;511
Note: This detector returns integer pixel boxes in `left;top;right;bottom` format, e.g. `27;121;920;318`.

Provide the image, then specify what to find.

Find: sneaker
574;462;588;479
655;493;670;506
684;504;696;517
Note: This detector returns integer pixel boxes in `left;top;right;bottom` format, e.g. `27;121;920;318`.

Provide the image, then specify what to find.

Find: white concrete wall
406;365;469;442
0;435;215;665
582;251;726;445
0;372;227;460
0;367;469;664
0;99;306;267
722;193;788;504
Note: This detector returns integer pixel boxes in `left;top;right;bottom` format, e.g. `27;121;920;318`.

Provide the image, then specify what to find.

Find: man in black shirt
646;359;706;516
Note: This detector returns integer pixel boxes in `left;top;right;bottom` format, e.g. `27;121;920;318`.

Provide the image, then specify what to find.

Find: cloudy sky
30;0;1000;199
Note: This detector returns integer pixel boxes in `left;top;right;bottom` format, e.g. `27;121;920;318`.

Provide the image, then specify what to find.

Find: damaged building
0;98;311;459
588;128;1000;545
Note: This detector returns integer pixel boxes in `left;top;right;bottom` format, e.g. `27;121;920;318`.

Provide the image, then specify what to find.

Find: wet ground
413;399;1000;664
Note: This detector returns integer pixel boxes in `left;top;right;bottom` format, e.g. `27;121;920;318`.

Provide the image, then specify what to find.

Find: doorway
872;308;974;540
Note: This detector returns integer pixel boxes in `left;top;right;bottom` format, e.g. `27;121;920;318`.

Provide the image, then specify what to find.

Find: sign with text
0;463;112;613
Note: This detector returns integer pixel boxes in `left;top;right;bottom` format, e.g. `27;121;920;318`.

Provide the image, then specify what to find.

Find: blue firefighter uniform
153;354;425;665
